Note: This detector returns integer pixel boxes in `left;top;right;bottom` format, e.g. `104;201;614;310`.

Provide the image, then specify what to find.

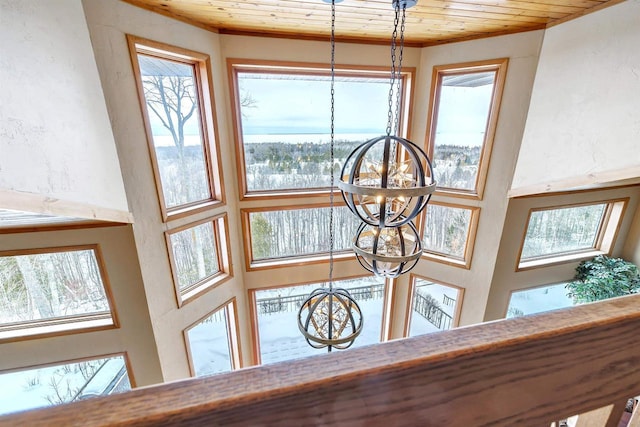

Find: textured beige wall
82;0;248;381
393;30;545;331
484;185;640;321
0;225;163;387
511;0;640;195
0;0;129;219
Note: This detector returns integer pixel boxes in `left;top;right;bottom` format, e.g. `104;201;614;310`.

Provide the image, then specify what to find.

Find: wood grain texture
0;189;133;225
2;293;639;426
121;0;621;45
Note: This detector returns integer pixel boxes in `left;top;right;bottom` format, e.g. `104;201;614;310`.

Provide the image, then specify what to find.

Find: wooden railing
1;294;639;427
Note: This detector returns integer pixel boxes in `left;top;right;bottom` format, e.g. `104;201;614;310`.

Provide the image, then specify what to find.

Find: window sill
422;252;470;269
0;314;115;342
517;249;605;272
248;251;355;271
178;272;233;307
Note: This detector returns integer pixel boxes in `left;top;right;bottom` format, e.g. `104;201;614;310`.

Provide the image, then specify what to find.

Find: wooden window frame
227;58;415;200
165;213;233;307
241;202;357;271
404;274;464;338
516;198;628;271
128;35;225;221
417;201;480;269
0;244;119;343
248;274;390;365
425;58;508;200
183;298;242;377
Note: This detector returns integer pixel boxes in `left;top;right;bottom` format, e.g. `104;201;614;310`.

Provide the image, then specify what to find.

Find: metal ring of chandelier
339;135;436;228
297;287;363;350
352;220;423;278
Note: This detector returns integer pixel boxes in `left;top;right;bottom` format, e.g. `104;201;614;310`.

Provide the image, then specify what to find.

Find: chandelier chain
393;4;406;138
386;5;400;136
329;0;336;287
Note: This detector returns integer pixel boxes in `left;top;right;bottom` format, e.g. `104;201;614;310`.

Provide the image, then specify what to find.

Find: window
243;205;362;268
406;276;463;337
0;355;131;415
506;283;574;318
184;299;240;377
517;199;627;270
129;36;223;219
420;202;479;268
229;60;412;197
252;276;386;365
426;59;508;198
0;246;116;341
166;214;231;305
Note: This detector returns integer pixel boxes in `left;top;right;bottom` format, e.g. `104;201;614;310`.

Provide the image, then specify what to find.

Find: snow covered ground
257;297;383;364
409;282;458;337
506;283;574;318
186;314;232;377
0;356;129;416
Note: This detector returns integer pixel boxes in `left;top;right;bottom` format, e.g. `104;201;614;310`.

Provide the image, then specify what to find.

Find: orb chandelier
340;135;436;228
352;219;422;278
298;0;363;352
339;0;435;278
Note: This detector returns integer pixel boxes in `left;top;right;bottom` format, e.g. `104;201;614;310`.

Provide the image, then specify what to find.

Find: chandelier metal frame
338;0;435;278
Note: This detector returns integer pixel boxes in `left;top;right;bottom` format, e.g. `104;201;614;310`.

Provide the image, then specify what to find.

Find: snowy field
187;278;457;373
0;357;129;416
409;282;458;337
186;313;233;377
506;283;574;318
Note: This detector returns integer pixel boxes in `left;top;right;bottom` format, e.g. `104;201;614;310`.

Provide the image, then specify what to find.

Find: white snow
506;283;574;318
0;357;129;416
409;282;458;337
186;315;232;377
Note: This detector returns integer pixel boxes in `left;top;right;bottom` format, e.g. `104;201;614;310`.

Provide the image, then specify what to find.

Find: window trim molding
425;58;509;200
127;35;225;222
165;213;233;307
183;298;241;377
417;201;480;269
515;198;629;271
241;202;358;271
404;273;464;338
0;244;119;343
227;58;416;200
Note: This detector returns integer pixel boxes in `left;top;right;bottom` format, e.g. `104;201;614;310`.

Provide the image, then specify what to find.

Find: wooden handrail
2;294;639;426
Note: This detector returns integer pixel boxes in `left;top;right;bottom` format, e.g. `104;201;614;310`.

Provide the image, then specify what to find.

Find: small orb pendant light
298;0;362;352
339;0;436;278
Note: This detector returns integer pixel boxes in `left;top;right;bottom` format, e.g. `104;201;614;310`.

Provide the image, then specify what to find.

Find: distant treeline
433;145;482;166
244;140;362;164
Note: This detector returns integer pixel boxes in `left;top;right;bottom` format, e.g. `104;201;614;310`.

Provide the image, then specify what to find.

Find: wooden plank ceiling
122;0;618;46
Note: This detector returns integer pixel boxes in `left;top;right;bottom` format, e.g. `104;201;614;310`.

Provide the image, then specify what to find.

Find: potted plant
565;255;640;304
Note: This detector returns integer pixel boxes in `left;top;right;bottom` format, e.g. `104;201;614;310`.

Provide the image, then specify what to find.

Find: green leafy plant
566;255;640;304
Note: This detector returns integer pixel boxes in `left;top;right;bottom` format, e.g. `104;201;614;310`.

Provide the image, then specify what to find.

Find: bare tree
15;256;53;319
143;74;197;162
